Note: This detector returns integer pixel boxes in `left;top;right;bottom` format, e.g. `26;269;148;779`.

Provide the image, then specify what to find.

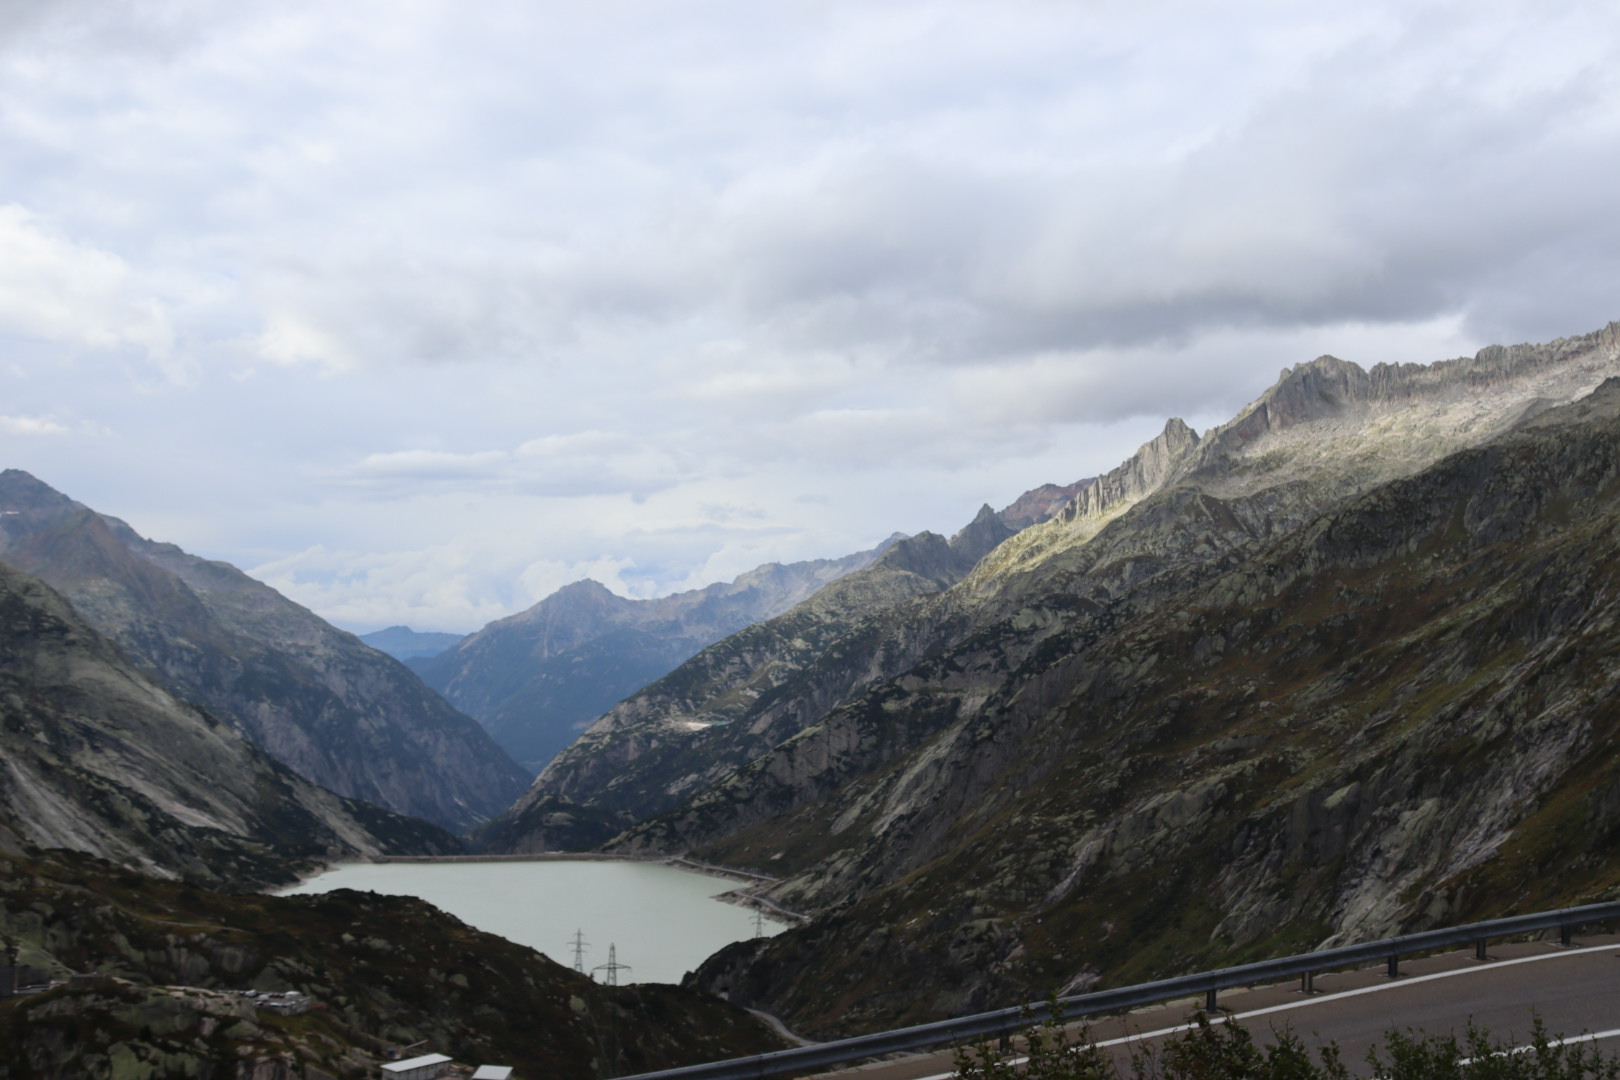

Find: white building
471;1068;514;1080
381;1052;453;1080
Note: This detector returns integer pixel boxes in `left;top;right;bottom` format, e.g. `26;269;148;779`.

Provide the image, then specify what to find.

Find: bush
953;1006;1620;1080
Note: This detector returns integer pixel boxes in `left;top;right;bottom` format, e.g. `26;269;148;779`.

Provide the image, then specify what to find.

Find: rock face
0;560;458;887
492;323;1620;1036
412;544;897;773
0;473;528;833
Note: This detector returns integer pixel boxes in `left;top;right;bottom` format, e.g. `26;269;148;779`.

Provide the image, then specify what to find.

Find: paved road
816;934;1620;1079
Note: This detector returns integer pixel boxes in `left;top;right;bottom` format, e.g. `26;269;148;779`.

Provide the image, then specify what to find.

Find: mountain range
481;323;1620;1036
6;320;1620;1066
411;542;900;772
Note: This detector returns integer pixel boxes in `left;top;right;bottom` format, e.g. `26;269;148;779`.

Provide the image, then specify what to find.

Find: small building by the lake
381;1052;452;1080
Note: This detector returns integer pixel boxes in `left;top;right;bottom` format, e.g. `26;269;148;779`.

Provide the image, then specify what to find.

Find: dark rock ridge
486;323;1620;1035
0;471;528;832
412;540;899;772
359;625;466;660
0;560;457;888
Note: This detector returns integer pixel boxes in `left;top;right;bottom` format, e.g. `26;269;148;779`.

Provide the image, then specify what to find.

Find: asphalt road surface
815;934;1620;1079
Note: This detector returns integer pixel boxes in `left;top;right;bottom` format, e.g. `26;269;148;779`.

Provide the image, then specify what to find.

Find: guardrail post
1475;939;1487;961
1386;955;1399;979
1561;924;1574;948
1205;988;1217;1012
1299;970;1314;994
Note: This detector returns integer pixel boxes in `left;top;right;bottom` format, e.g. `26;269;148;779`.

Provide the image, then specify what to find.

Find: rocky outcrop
0;471;528;833
413;546;894;772
0;561;458;887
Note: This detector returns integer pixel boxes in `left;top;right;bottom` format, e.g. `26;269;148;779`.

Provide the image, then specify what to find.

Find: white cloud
0;414;70;436
0;205;173;360
2;0;1619;630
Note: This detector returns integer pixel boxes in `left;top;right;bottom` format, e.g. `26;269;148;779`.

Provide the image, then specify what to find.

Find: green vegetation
955;1008;1620;1080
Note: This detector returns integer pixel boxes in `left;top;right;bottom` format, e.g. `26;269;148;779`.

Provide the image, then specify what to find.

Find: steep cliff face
0;472;528;832
689;376;1620;1035
414;544;892;772
0;561;457;888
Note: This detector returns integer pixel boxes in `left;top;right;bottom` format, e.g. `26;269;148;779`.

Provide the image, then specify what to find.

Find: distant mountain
483;323;1620;1036
360;625;467;660
412;540;903;773
478;502;1019;851
0;471;529;832
0;559;458;887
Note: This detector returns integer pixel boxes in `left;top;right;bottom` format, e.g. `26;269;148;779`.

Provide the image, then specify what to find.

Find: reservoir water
280;859;783;985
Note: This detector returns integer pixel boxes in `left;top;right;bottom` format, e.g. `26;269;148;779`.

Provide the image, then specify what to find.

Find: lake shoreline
274;857;791;984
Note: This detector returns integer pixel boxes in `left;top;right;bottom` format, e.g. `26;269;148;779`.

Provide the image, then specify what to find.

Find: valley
5;323;1620;1075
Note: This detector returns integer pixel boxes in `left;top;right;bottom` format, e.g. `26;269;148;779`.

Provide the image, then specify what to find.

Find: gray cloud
1;0;1616;629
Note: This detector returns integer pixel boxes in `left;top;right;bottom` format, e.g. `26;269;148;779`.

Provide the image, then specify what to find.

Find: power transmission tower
752;907;766;939
568;929;590;973
592;944;631;987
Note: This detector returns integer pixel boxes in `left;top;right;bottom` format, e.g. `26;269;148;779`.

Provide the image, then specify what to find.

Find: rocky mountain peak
948;503;1018;564
1059;415;1201;523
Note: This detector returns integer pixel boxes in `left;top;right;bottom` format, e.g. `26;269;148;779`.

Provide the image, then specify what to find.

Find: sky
2;0;1618;634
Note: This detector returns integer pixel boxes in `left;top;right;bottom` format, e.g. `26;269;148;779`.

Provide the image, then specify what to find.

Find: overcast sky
2;0;1618;633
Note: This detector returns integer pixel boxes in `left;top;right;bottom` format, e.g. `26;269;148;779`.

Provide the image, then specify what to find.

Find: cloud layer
1;0;1616;630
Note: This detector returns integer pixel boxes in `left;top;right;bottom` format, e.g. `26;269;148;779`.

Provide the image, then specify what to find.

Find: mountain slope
0;472;528;832
479;322;1620;1034
413;543;895;772
688;373;1620;1035
0;560;457;888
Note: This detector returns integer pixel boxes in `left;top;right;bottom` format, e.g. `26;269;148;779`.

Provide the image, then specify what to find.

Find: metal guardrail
615;901;1620;1080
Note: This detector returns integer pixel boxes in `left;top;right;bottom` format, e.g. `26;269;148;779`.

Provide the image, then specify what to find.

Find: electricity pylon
568;929;589;973
592;944;631;987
